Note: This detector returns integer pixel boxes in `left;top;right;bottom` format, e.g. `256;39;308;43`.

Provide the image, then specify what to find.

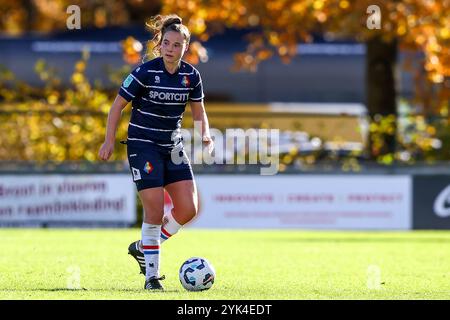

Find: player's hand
202;136;214;155
98;141;114;161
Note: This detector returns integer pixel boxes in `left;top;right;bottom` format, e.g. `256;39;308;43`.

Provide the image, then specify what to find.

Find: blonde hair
145;14;191;59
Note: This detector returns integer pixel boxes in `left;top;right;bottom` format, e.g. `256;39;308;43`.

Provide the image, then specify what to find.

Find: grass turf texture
1;229;450;299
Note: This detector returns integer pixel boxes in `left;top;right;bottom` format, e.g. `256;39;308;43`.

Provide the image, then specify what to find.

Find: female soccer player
98;14;213;291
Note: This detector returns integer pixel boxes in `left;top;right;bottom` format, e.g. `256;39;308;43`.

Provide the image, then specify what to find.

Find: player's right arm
98;95;129;161
99;66;146;161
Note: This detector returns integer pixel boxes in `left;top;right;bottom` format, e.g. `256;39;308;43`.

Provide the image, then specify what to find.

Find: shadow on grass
1;288;180;293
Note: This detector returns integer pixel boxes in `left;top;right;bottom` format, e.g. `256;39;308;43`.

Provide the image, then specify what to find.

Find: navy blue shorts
126;142;194;191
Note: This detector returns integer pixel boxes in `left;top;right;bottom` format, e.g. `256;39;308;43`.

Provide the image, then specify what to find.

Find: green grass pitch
1;229;450;299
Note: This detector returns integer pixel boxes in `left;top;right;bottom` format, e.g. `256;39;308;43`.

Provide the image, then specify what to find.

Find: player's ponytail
145;14;191;60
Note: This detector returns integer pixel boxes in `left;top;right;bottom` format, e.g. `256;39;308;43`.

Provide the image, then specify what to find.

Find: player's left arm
190;100;214;153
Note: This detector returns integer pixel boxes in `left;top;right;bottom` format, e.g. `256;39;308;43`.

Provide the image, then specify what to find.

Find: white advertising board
0;174;136;225
190;175;412;230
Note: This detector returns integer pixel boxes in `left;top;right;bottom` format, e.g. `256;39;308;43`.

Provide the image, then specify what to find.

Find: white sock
141;222;161;280
160;209;183;243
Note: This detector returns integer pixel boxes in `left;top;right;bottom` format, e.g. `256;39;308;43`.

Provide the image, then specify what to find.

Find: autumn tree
161;0;450;161
0;0;448;163
0;0;161;34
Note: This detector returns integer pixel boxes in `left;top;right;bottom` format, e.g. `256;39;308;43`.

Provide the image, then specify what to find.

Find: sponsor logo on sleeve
123;74;133;88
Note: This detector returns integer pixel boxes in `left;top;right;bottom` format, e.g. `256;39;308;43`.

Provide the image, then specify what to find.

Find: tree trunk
24;0;36;31
365;36;398;160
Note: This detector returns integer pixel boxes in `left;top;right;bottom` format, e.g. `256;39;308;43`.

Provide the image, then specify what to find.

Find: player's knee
143;204;164;224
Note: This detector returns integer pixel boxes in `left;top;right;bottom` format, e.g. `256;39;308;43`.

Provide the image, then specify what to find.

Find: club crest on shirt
181;75;190;87
144;161;153;174
123;74;133;88
155;75;160;84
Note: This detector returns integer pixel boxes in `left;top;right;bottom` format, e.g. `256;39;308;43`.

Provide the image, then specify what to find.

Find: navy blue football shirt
118;57;204;150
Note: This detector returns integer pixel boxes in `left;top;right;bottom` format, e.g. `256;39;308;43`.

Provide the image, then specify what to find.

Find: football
179;257;216;291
